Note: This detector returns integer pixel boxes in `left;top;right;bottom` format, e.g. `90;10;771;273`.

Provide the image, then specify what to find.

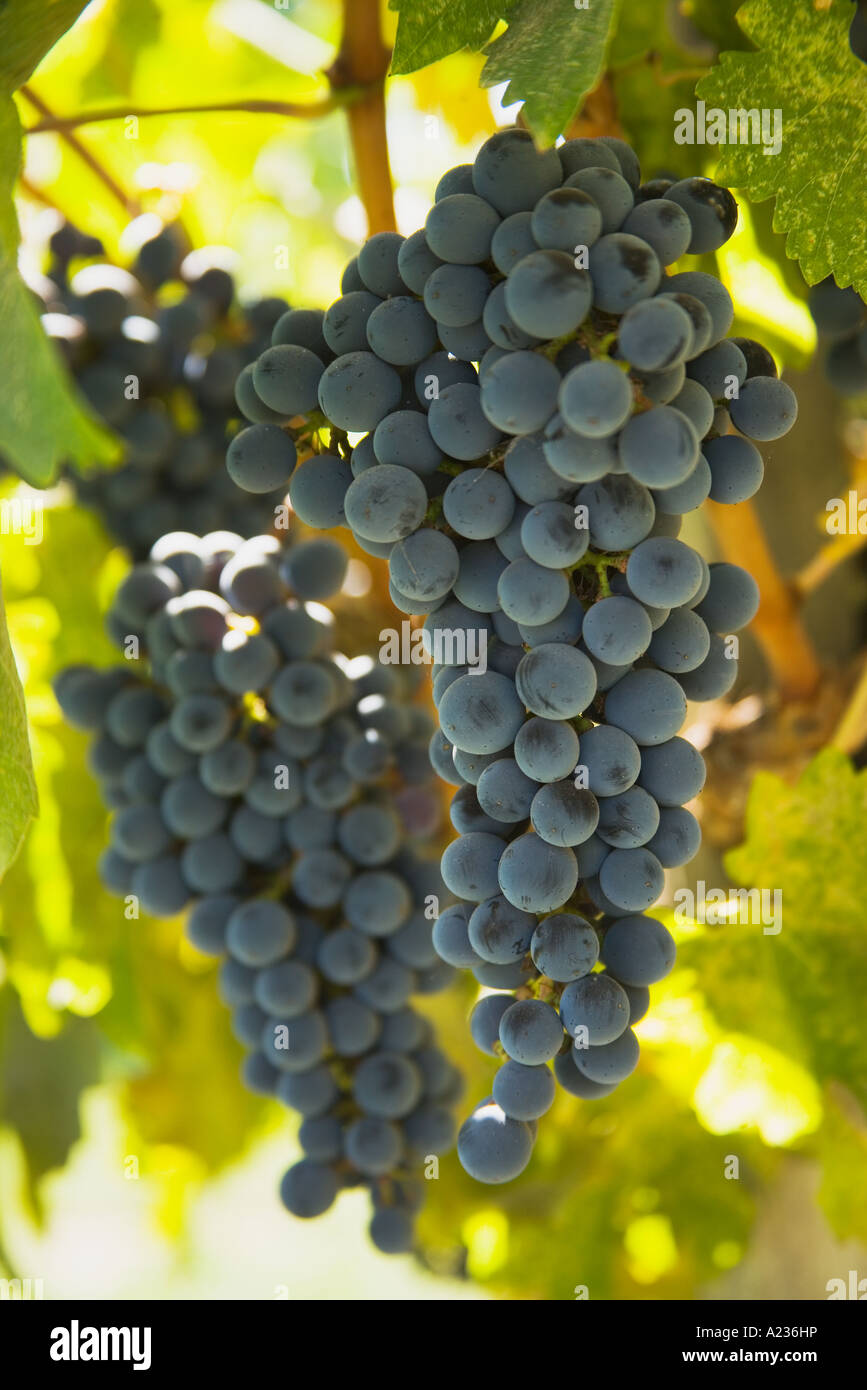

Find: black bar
1;1297;860;1373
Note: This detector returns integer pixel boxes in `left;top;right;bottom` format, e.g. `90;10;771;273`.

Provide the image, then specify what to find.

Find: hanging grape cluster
224;128;798;1185
54;526;461;1251
28;221;291;553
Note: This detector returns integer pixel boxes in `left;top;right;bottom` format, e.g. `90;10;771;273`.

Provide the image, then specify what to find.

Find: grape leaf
0;569;37;877
0;0;91;94
0;99;117;485
679;751;867;1113
481;0;621;148
419;1066;761;1298
816;1087;867;1244
389;0;509;75
0;995;101;1206
696;0;867;295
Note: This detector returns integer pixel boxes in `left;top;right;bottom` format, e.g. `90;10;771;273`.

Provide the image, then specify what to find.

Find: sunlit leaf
697;0;867;294
0;100;118;485
0;0;91;94
389;0;508;76
0;993;101;1206
0;571;37;878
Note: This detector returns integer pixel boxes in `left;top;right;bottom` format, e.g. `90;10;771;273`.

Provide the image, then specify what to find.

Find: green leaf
696;0;867;295
816;1086;867;1244
481;0;620;148
0;99;118;485
0;994;101;1204
389;0;508;76
680;750;867;1112
0;0;91;94
419;1066;763;1297
0;569;37;879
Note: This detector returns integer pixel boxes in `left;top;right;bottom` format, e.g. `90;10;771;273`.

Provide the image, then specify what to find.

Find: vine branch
20;86;140;216
706;497;823;702
327;0;395;235
23;94;357;135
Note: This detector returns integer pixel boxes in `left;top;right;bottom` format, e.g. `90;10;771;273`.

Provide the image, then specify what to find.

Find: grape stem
606;51;710;89
20;87;141;215
571;548;629;599
327;0;395;234
706;497;822;701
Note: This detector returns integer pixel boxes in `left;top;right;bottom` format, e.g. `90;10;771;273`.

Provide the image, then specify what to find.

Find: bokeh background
1;0;866;1301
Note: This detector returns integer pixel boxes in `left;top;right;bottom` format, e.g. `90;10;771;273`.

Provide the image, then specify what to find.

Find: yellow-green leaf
0;568;37;878
0;0;91;95
0;99;118;485
697;0;867;294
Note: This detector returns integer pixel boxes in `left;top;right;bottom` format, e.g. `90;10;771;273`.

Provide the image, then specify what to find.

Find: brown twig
706;497;823;701
327;0;395;234
20;86;140;215
23;94;353;135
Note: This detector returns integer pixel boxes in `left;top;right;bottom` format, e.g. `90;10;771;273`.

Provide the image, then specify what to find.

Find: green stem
570;547;629;598
424;495;444;526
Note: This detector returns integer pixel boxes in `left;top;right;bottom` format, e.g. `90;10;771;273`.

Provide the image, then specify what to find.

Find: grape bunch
35;221;292;555
53;526;462;1253
224;128;797;1183
807;276;867;398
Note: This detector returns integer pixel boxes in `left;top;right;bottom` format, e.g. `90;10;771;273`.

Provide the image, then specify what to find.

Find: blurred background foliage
1;0;866;1300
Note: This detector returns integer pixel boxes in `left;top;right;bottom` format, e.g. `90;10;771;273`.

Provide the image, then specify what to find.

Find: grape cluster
36;222;292;554
53;526;461;1252
807;276;867;397
224;128;797;1183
